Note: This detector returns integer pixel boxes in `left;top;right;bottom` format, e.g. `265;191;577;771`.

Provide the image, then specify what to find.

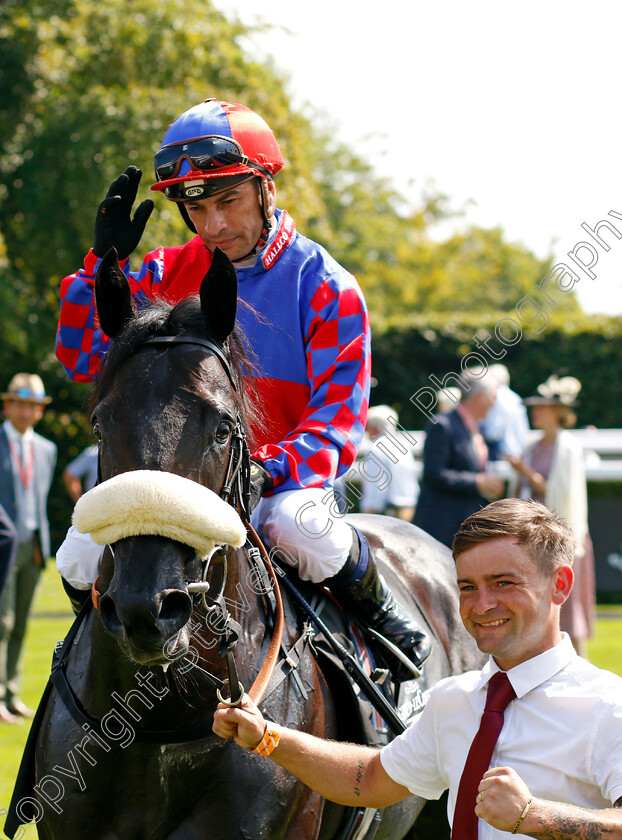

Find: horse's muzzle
99;586;194;664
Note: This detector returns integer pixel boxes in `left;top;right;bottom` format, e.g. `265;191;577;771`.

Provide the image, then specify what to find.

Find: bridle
141;335;252;520
88;333;284;716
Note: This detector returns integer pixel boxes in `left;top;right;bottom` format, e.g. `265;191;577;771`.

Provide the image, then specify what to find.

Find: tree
0;0;328;373
296;121;579;323
0;0;588;547
0;0;324;546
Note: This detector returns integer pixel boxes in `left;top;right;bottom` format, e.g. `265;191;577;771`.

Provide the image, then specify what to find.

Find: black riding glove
248;460;274;513
93;166;155;259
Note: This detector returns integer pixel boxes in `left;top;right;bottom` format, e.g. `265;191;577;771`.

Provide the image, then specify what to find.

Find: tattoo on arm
353;760;364;798
528;802;622;839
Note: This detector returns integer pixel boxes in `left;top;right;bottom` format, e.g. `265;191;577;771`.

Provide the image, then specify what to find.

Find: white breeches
252;488;352;583
56;526;104;590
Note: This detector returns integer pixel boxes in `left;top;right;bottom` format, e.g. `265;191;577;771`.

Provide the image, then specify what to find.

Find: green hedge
369;313;622;431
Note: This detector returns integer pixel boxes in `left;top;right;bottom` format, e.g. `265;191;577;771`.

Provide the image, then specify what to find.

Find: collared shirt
3;419;38;539
380;634;622;838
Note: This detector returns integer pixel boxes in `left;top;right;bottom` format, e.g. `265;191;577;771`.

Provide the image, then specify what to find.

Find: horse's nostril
160;590;192;624
99;595;123;635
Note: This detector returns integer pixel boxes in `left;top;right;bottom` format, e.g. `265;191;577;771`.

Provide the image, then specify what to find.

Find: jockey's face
183;179;276;262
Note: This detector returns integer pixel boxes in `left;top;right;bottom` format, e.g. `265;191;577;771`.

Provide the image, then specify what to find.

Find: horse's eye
215;420;232;443
93;422;102;441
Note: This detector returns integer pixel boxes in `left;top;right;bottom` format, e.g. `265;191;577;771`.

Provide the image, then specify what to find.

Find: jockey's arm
213;693;410;809
250;271;371;494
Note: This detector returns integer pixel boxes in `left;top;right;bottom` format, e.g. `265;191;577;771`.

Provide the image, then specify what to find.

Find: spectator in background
359;405;419;522
0;373;57;723
63;444;99;502
435;387;461;415
480;363;530;461
507;375;595;658
414;376;505;547
0;505;17;600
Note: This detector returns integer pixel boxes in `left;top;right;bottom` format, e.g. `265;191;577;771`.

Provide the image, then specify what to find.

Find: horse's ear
199;247;238;344
95;247;136;338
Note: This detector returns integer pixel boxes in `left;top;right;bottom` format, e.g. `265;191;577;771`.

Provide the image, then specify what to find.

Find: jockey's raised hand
93;166;154;259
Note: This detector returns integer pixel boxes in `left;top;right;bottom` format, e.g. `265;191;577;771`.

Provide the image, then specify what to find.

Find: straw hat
523;375;581;408
1;373;52;404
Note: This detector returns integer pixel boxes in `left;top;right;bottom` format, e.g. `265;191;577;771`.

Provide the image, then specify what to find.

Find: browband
140;336;237;391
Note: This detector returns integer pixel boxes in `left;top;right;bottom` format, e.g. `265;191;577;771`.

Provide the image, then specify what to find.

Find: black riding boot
62;576;91;616
327;527;431;682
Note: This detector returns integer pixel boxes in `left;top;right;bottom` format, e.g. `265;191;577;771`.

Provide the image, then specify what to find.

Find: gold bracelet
512;796;533;834
251;722;281;757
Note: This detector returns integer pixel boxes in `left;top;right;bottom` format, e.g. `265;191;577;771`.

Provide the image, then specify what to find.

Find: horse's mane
88;297;263;445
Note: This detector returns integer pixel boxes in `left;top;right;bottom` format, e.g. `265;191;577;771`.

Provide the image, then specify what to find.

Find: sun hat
1;373;52;404
523;375;581;408
366;404;399;428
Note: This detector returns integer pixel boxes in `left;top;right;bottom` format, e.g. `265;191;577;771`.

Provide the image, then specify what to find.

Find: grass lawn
1;566;621;838
0;566;73;838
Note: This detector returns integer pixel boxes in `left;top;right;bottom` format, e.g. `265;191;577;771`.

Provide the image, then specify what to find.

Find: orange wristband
251;722;281;757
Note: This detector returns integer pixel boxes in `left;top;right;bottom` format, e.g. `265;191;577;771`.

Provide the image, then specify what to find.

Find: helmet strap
178;202;197;234
254;178;274;251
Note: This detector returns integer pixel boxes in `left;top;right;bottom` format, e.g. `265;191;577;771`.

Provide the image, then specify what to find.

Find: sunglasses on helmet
154;135;249;181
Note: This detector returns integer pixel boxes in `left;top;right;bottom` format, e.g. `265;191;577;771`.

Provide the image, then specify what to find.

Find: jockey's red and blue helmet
150;98;284;203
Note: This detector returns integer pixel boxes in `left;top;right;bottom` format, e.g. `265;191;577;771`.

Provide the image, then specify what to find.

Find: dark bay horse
30;249;482;840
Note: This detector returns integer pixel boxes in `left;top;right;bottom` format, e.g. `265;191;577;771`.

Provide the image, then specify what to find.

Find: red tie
452;671;516;839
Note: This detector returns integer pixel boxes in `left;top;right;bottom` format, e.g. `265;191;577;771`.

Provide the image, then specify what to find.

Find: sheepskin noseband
72;470;247;558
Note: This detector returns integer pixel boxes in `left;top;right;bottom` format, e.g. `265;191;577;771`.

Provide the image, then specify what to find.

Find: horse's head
80;247;254;665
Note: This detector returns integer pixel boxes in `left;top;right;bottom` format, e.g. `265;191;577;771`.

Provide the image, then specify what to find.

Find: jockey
55;98;429;678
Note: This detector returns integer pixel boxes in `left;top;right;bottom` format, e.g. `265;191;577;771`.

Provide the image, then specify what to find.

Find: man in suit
0;373;57;723
0;504;17;599
414;376;505;547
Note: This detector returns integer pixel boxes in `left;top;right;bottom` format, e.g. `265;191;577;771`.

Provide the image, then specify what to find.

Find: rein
65;527;284;743
244;523;284;702
142;334;282;704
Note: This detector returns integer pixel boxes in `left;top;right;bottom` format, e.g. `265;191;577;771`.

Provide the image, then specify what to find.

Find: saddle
265;569;434;840
272;568;433;742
